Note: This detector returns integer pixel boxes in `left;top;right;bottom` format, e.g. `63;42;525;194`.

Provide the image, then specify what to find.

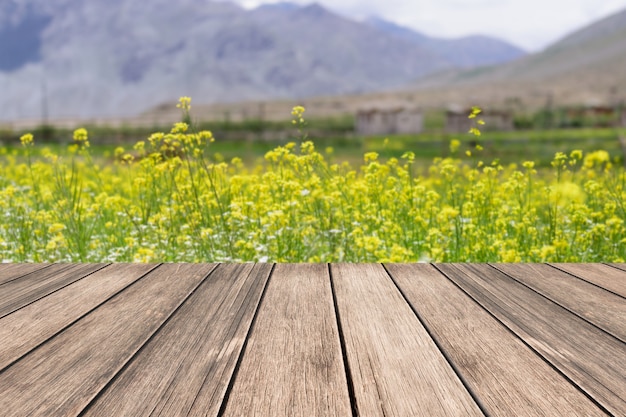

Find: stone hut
355;105;423;136
445;107;514;133
563;105;618;127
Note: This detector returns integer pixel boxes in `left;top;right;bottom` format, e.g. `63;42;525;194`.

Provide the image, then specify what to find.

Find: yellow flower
551;152;567;168
20;133;34;146
501;249;520;262
176;96;191;111
364;152;379;163
468;106;482;118
401;151;415;162
570;150;583;160
148;132;164;147
291;105;305;118
198;130;214;143
539;245;556;260
438;206;460;222
134;247;155;262
48;223;65;234
583;150;610;169
73;128;89;147
171;122;188;134
291;105;306;125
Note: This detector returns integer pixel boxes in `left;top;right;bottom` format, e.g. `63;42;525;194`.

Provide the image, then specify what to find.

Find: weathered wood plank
331;263;483;417
494;263;626;342
608;263;626;272
221;264;352;417
385;263;608;416
437;263;626;416
0;263;108;318
550;263;626;298
0;263;52;285
0;263;216;417
0;263;157;371
83;263;272;417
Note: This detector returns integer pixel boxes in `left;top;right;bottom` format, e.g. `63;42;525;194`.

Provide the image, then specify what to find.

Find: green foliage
0;103;624;263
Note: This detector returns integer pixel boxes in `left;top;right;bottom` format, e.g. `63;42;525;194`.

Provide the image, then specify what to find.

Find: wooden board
0;263;622;415
0;263;107;318
493;263;626;342
0;263;52;285
549;263;626;298
385;263;607;416
608;263;626;272
0;263;216;417
83;263;272;417
0;263;157;371
221;263;352;417
331;263;483;417
437;263;626;416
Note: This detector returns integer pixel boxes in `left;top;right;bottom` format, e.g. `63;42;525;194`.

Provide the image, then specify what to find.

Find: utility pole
40;79;54;141
41;79;49;126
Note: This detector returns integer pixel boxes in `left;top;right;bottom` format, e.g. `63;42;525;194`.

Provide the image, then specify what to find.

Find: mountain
365;17;525;69
254;2;301;12
0;0;523;121
410;6;626;108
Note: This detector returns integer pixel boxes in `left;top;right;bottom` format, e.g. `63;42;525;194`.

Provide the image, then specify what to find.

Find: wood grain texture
494;263;626;342
385;263;608;416
221;264;352;417
0;263;157;371
549;263;626;298
438;263;626;416
0;263;51;285
607;263;626;272
0;263;216;417
0;263;107;318
1;263;623;415
84;263;272;417
331;263;483;417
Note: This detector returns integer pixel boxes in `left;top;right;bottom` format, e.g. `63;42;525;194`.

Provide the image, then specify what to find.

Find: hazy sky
231;0;626;51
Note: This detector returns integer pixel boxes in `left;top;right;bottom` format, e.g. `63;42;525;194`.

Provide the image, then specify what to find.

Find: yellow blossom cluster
0;102;624;263
176;96;191;111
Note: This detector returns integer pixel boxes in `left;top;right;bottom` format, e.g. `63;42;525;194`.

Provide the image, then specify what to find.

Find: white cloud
228;0;626;51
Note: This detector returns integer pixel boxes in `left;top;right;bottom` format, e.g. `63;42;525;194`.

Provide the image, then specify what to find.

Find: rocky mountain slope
0;0;525;121
411;6;626;107
365;17;525;69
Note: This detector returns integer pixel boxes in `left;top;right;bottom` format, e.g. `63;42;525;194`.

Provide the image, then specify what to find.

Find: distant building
445;107;514;133
563;105;618;127
355;105;423;136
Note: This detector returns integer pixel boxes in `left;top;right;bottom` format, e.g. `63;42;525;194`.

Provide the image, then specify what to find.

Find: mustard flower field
1;100;624;262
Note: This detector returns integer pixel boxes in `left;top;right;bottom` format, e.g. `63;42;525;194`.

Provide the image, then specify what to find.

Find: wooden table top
0;263;624;416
